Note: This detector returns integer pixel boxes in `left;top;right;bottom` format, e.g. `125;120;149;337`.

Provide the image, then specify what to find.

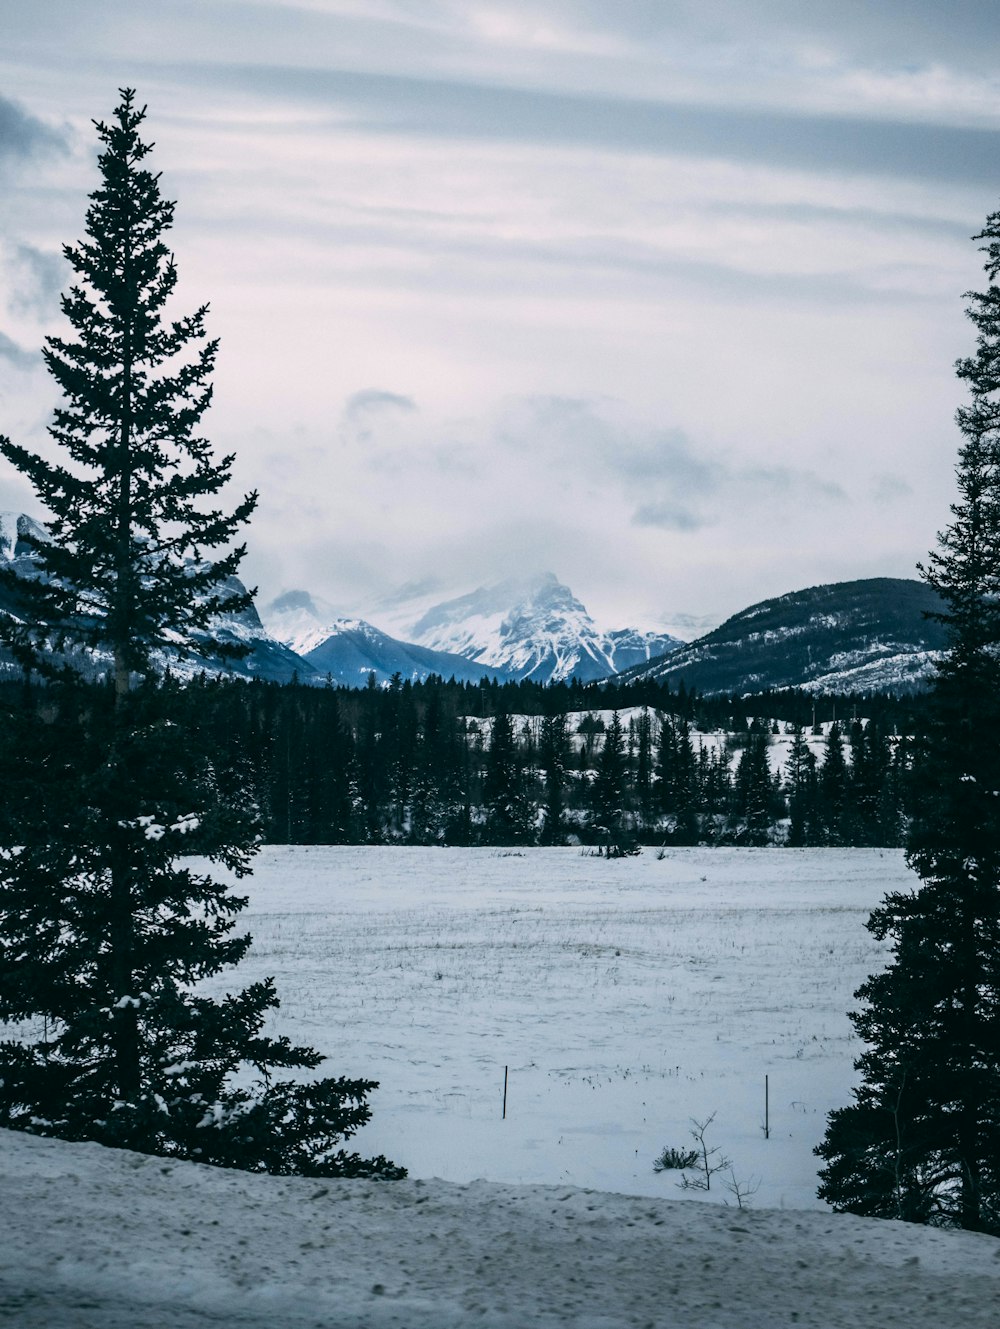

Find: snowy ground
5;846;1000;1328
3;1126;999;1329
198;845;900;1211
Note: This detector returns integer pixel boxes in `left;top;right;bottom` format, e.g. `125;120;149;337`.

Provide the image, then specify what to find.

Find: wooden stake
765;1074;770;1140
502;1065;508;1120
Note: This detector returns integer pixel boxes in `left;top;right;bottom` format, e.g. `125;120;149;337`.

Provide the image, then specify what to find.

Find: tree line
1;671;921;851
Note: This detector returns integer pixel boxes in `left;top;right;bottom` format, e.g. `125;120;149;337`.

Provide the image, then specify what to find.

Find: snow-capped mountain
384;572;683;683
263;590;508;686
616;577;948;696
0;512;311;685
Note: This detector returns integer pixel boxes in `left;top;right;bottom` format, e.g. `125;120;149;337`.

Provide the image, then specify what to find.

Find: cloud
871;471;914;503
631;500;708;531
340;388;418;446
9;244;67;317
0;332;41;372
344;388;417;420
0;95;69;166
182;61;1000;186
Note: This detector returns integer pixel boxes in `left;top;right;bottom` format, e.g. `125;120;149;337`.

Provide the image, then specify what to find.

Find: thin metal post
502;1065;508;1120
765;1074;770;1139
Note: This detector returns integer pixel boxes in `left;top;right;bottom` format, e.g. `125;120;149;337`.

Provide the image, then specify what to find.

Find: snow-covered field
3;850;994;1329
5;846;1000;1328
200;845;897;1210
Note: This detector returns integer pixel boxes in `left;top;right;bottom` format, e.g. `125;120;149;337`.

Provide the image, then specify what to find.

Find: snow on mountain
262;589;344;658
262;590;508;686
618;577;947;696
387;571;682;683
0;512;311;685
0;510;48;564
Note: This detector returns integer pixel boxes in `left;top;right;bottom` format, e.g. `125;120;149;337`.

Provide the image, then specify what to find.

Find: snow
3;1122;999;1328
4;845;1000;1326
191;846;888;1207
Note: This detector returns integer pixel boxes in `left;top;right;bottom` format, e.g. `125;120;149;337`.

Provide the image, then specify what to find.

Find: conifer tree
816;208;1000;1233
732;727;773;846
785;724;818;847
592;709;627;841
0;92;403;1178
483;709;534;843
538;709;569;845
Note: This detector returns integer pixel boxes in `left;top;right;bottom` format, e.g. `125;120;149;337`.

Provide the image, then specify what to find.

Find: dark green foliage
0;92;401;1180
591;709;628;840
0;91;255;688
0;680;402;1175
785;724;819;847
1;672;921;850
653;1144;700;1172
732;727;775;846
538;709;570;845
482;710;535;843
816;208;1000;1234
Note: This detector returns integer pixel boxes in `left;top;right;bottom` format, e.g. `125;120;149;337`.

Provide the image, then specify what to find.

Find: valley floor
193;845;901;1211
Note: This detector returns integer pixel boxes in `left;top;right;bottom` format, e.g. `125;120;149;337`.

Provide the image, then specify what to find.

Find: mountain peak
405;573;679;682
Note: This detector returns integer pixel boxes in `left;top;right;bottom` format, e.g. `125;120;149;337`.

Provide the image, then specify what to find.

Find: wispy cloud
0;331;41;371
8;243;67;316
167;60;1000;186
0;95;69;166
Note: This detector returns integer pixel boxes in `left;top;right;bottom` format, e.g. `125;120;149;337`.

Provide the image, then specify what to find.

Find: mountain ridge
616;576;948;696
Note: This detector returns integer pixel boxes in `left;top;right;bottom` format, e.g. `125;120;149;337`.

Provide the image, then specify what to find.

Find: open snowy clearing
3;1127;999;1329
196;845;901;1211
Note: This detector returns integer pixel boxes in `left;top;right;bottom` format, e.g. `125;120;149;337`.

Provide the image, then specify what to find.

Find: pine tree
591;709;628;844
732;727;773;846
483;709;534;844
816;208;1000;1233
538;709;569;845
0;94;254;686
0;92;403;1178
818;723;849;845
785;723;818;847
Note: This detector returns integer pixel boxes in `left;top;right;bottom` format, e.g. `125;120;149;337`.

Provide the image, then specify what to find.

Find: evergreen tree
538;709;570;845
785;724;820;847
483;710;534;844
818;723;849;845
654;715;696;841
633;706;654;833
732;728;773;846
816;208;1000;1233
0;92;402;1178
591;709;628;843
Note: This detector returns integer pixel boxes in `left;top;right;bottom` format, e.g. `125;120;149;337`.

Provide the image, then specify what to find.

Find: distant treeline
0;672;929;850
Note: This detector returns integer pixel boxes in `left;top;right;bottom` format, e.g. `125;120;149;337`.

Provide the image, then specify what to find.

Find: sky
1;1;999;631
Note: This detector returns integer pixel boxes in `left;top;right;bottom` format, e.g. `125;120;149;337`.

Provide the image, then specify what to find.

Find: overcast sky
2;1;999;630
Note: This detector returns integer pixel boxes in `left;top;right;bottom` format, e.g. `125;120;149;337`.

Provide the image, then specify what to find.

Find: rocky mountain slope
0;511;310;686
374;572;682;683
617;577;948;696
264;590;507;686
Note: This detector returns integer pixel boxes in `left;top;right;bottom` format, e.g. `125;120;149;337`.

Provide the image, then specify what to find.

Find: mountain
0;511;312;686
384;572;683;683
617;577;948;696
264;590;508;686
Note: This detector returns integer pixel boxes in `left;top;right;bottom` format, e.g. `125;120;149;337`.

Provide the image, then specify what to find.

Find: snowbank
1;1128;997;1328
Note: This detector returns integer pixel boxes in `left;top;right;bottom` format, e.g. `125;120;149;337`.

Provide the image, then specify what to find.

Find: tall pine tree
0;92;403;1178
816;208;1000;1232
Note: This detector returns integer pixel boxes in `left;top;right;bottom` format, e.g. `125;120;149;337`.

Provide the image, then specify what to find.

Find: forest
0;670;925;852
